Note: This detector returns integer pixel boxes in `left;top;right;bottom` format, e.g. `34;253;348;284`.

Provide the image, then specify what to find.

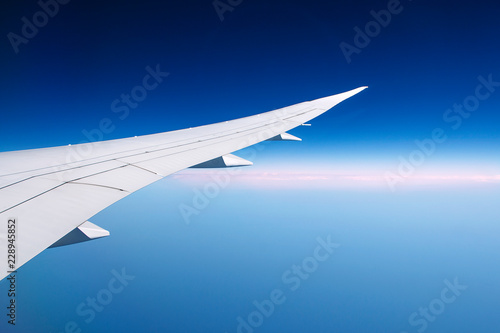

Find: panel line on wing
121;162;160;175
0;165;130;214
0;104;322;213
0;105;314;180
0;183;65;214
0;115;300;188
67;182;127;192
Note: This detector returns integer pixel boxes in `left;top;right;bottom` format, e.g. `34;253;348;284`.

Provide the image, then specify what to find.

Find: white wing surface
0;86;367;280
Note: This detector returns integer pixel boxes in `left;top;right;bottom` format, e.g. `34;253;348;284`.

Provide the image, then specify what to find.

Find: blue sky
0;0;499;332
1;0;499;182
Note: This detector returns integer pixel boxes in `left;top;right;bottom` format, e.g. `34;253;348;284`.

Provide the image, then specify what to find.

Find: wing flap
49;221;110;248
191;154;253;168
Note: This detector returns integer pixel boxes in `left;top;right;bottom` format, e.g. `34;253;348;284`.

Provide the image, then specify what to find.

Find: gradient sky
0;0;499;332
1;0;499;183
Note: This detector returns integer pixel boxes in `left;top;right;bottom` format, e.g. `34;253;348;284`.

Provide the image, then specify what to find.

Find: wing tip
353;85;369;93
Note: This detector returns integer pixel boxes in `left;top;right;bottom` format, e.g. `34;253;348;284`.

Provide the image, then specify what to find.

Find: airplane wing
0;86;367;280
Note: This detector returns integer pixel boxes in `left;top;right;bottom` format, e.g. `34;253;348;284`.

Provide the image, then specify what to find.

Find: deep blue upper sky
1;0;499;157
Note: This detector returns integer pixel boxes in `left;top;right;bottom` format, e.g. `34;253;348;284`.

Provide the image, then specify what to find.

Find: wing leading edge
0;86;367;280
